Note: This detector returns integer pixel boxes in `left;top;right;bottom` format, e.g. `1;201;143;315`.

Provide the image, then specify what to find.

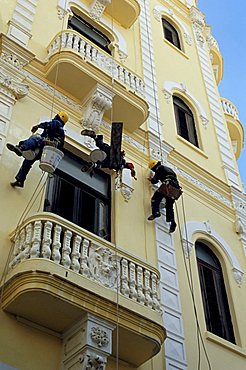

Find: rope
175;195;212;370
0;172;49;307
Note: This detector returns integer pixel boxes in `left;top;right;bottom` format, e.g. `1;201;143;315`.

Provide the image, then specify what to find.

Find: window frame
173;96;199;147
196;242;235;344
162;18;181;50
44;151;111;241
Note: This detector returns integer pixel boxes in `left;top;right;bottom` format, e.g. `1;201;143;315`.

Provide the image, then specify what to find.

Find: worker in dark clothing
147;159;181;233
6;111;68;188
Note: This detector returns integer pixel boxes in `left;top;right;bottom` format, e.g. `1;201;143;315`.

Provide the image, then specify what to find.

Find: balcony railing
47;30;145;97
8;213;161;312
221;98;239;120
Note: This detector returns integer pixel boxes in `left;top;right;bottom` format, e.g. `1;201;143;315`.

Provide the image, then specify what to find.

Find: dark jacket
38;119;65;147
151;164;178;185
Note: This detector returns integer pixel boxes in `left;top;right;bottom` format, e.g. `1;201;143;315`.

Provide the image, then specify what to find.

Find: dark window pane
68;14;111;54
196;242;235;343
44;152;111;240
173;96;199;147
162;19;181;49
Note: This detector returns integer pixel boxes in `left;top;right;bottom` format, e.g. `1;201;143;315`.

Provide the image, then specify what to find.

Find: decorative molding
153;5;192;46
80;84;115;133
205;26;220;53
163;81;209;128
190;6;205;48
0;69;29;100
182;221;244;286
163;0;189;19
25;72;83;112
90;327;109;348
115;168;135;202
88;246;119;289
62;314;114;370
89;0;111;20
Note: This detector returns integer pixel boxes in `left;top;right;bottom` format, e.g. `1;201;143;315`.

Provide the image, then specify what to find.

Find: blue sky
198;1;246;191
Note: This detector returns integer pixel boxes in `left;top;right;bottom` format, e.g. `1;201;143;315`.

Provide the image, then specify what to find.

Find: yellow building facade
0;0;245;369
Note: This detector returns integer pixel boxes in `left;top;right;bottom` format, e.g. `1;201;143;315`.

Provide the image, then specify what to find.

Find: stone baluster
71;235;81;273
79;38;86;57
41;221;52;259
136;266;145;304
61;230;72;268
19;223;33;262
129;262;138;301
144;269;153;308
9;234;20;268
61;32;67;48
151;272;161;312
117;65;125;83
73;34;80;52
91;47;98;62
80;238;90;277
120;258;130;297
51;225;62;264
30;221;42;258
85;43;92;59
10;228;25;268
66;32;74;49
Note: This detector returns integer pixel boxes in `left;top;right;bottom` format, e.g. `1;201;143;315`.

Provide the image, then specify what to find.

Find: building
0;0;245;369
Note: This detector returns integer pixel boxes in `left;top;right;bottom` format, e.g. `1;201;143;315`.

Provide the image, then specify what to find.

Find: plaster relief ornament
88;246;118;288
89;0;111;20
90;327;109;348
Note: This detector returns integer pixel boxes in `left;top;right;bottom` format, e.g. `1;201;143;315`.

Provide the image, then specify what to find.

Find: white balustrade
221;98;239;120
47;31;145;97
9;216;161;312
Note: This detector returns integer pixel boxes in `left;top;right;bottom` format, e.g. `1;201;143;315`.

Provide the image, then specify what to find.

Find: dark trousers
15;151;42;184
151;190;175;222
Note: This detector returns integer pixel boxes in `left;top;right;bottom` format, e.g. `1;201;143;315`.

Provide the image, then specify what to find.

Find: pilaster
231;187;246;257
7;0;39;46
62;314;115;370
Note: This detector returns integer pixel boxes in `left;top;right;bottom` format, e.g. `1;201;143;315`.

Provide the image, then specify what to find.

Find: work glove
31;125;39;133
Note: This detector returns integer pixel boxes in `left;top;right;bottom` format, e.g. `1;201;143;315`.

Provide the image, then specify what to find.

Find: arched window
68;11;112;54
196;241;235;343
162;19;181;49
173;96;199;147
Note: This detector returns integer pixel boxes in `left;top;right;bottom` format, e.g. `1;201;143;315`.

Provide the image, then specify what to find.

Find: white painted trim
163;81;208;127
183;221;244;285
58;0;128;55
153;5;192;45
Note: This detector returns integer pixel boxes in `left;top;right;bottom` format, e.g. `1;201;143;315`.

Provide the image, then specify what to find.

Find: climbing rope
175;195;212;370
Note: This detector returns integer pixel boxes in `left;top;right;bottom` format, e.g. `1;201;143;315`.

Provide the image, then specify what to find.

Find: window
162;19;181;50
68;12;112;54
44;151;111;240
196;242;235;343
173;96;199;147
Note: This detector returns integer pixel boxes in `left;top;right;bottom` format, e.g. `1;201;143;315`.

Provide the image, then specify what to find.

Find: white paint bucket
39;146;64;173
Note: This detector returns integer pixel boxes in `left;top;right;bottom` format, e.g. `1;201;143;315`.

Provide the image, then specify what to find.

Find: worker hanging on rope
147;159;182;233
6;111;68;188
81;122;137;179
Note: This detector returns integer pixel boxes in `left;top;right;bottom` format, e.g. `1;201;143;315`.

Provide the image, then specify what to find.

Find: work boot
10;181;24;188
6;143;23;156
147;212;161;221
169;221;177;233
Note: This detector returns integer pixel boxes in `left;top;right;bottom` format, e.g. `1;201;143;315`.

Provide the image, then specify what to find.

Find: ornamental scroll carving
190;7;205;48
88;246;119;288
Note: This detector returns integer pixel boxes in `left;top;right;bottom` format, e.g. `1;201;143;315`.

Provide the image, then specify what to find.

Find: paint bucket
39;146;64;173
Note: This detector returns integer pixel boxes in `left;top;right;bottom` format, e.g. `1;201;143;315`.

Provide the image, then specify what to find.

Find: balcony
221;98;244;159
45;30;148;132
105;0;140;28
209;34;223;85
1;212;165;366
